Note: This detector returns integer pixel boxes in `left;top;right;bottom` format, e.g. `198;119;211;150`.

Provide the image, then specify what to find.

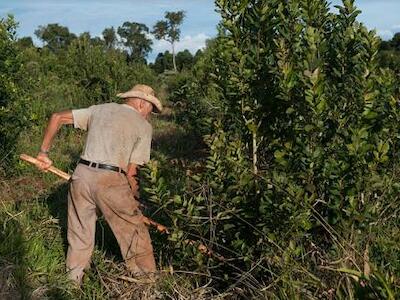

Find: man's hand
127;175;140;199
36;152;53;171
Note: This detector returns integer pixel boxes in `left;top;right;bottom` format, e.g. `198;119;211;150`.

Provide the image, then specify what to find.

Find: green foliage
0;15;29;170
379;50;400;74
117;21;152;61
102;26;117;49
152;11;185;44
380;32;400;52
152;51;174;73
152;11;186;72
34;23;76;52
378;32;400;98
0;15;19;110
211;0;400;231
140;0;400;297
65;37;135;103
15;36;33;49
152;49;195;73
176;50;195;71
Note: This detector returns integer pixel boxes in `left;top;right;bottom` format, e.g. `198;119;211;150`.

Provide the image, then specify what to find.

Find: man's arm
36;110;74;171
126;163;140;198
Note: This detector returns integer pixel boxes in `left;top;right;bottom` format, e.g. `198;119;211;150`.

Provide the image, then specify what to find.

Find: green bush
142;0;400;297
64;36;159;105
0;16;28;170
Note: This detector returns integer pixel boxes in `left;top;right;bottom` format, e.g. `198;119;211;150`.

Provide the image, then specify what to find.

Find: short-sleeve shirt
72;103;153;167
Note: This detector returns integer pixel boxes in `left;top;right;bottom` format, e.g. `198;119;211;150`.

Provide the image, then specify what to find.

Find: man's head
116;84;162;118
125;97;153;118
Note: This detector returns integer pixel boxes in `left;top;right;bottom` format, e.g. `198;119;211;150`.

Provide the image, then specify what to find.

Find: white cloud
152;33;210;55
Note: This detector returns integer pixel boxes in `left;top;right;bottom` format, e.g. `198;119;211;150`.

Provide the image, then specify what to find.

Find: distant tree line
15;11;199;72
152;49;203;73
379;32;400;97
380;32;400;51
379;32;400;73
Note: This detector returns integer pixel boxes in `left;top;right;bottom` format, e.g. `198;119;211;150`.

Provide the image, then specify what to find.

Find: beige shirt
72;103;152;167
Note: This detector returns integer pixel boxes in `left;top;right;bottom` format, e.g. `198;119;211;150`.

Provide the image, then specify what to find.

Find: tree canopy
152;49;197;73
34;23;76;51
102;27;117;49
152;11;186;72
117;21;152;61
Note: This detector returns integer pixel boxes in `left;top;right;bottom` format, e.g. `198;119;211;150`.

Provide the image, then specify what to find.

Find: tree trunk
172;42;177;72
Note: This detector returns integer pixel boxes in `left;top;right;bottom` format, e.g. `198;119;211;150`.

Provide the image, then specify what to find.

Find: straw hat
117;84;162;112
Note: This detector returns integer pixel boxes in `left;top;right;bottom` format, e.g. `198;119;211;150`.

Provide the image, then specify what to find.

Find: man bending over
36;84;162;284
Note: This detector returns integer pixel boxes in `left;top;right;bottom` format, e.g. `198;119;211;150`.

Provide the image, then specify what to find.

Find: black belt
79;159;127;175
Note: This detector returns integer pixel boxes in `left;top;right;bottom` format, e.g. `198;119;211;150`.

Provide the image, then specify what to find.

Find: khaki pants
66;164;156;283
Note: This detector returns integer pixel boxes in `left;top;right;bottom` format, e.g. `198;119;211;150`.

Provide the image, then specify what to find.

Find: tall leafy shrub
212;0;399;234
144;0;400;297
0;16;26;170
65;36;158;105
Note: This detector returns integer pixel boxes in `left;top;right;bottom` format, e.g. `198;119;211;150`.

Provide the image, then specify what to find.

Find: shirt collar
122;104;140;114
121;104;151;125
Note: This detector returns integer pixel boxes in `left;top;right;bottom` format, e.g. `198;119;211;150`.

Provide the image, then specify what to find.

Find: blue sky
1;0;399;61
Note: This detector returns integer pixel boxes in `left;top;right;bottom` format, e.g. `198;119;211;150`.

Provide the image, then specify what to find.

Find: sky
0;0;399;61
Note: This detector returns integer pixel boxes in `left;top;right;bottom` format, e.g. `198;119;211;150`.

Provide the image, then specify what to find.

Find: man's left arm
127;128;152;199
126;163;139;198
36;110;74;171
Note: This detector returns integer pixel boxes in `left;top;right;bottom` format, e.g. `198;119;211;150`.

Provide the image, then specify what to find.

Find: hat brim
117;90;163;113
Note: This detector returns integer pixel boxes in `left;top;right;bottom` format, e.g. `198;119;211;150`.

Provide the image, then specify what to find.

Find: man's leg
66;177;97;284
96;182;156;275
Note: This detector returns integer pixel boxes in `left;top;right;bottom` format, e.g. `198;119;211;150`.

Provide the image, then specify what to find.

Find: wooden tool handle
19;153;166;234
20;153;71;181
143;217;169;234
